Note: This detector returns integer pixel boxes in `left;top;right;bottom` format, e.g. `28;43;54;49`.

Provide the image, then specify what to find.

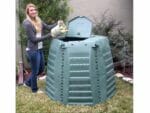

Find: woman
23;3;57;93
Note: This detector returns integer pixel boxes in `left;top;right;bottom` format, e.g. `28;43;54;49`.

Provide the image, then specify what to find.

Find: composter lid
66;16;92;38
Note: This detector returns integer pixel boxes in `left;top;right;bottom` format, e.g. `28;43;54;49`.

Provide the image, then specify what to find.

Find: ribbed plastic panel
46;36;116;105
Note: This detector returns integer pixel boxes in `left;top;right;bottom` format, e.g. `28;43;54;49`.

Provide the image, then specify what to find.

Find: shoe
23;83;30;88
38;75;47;80
37;90;44;94
32;90;44;94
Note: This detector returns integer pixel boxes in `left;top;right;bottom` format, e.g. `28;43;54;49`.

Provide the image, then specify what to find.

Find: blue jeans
25;49;45;92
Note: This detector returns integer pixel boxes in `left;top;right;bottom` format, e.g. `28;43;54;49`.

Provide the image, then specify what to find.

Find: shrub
93;12;133;74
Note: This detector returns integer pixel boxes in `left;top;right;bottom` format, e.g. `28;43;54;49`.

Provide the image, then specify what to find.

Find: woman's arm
23;20;52;43
42;22;57;30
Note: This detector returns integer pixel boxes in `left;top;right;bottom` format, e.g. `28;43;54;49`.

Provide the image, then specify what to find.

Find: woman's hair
25;3;42;33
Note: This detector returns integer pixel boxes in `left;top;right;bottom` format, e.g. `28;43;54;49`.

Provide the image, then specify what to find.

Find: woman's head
25;3;42;33
26;3;38;19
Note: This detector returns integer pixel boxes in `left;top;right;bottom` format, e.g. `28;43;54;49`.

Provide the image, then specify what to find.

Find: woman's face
28;6;37;19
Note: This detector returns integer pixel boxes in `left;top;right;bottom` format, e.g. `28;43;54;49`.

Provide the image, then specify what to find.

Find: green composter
46;16;116;105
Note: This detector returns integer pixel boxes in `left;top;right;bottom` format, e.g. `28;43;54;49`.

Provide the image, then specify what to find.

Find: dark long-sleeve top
23;19;56;51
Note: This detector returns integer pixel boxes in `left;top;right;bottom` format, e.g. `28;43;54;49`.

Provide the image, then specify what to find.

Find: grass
16;77;133;113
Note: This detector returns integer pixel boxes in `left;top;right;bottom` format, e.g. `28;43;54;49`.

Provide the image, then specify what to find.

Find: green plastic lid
66;16;92;38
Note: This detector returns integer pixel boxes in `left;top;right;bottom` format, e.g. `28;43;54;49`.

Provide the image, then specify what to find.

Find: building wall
68;0;133;33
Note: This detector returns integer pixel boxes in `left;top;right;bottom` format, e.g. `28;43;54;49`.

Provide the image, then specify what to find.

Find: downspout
16;0;24;84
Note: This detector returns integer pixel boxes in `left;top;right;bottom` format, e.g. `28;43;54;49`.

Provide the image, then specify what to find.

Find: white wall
68;0;133;33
